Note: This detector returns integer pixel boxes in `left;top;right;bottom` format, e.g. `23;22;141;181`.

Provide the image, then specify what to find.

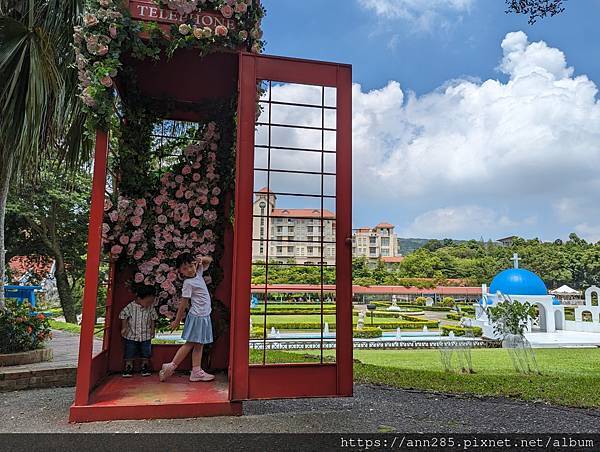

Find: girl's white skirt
181;314;213;344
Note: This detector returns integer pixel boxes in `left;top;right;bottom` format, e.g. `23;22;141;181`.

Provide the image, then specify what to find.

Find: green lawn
351;348;600;408
251;348;600;408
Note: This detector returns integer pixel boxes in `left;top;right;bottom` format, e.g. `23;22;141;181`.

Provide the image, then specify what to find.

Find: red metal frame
71;51;352;423
229;53;353;400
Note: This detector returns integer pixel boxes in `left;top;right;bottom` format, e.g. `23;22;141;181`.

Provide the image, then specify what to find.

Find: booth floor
70;372;242;422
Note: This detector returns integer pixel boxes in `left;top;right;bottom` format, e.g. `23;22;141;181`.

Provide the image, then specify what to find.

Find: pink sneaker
190;368;215;382
159;362;176;382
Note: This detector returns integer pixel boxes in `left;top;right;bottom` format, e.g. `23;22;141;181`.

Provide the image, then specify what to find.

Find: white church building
473;254;600;347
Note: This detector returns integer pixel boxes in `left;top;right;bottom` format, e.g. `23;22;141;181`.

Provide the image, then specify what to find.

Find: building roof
257;187;276;196
375;222;395;229
8;256;53;282
381;256;404;263
250;284;482;295
271;208;335;219
489;268;548;296
497;236;517;242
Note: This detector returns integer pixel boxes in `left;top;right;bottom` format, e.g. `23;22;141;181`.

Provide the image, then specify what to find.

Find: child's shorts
123;338;152;360
181;314;213;344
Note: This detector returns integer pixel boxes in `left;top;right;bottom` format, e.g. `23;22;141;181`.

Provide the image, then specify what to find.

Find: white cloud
357;0;474;32
253;31;600;242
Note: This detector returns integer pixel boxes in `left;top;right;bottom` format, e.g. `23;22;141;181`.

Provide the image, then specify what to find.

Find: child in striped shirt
119;285;158;377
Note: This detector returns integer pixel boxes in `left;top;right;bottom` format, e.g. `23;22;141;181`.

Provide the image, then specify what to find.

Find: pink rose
175;175;184;184
159;305;169;315
235;3;247;14
110;245;123;255
109;24;118;39
204;229;214;239
135;199;146;208
102;223;110;234
156;275;166;284
194;207;203;216
154;196;164;206
190;218;200;228
210;197;219;206
212;187;221;196
176;190;184;199
167;272;178;282
158;215;167;224
131;216;142;227
181;213;191;223
192;173;201;181
185;190;193;199
182;165;192;175
108;210;119;222
134;273;145;283
119;235;130;245
134;250;144;260
215;25;228;37
221;5;233;18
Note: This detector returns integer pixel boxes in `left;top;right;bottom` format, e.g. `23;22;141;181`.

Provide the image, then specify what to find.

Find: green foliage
441;325;483;337
353;327;383;338
0;302;52;354
487;300;536;337
250;327;265;340
415;296;427;306
440;297;455;307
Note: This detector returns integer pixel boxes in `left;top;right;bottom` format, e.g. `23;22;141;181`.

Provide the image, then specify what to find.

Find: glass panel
270;82;323;106
250;79;338;366
324;87;337;108
269;103;323;128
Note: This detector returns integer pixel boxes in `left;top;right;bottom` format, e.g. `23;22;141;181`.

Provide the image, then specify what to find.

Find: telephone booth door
230;53;353;400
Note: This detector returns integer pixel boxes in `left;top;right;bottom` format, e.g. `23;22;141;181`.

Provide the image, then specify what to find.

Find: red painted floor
89;372;230;407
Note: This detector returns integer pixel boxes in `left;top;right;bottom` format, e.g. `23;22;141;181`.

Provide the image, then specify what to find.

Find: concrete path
1;384;599;433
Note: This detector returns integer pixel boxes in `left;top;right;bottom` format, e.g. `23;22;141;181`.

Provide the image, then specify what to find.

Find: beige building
252;188;337;265
352;223;399;260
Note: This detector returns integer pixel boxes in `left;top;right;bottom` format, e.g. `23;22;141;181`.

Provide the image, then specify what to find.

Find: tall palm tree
0;0;88;307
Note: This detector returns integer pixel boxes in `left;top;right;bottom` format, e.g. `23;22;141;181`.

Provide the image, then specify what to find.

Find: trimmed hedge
251;309;337;316
399;314;430;322
264;320;439;330
441;325;482;337
250;327;265;339
447;312;475;321
353;327;383;338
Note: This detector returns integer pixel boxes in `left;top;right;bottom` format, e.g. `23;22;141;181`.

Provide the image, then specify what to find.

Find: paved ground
0;330;102;375
1;384;599;433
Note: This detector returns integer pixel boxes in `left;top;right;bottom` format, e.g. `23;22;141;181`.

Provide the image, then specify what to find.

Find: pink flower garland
102;122;224;319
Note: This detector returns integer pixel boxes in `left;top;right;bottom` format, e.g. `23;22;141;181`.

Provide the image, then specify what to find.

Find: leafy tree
6;162;91;322
0;1;89;306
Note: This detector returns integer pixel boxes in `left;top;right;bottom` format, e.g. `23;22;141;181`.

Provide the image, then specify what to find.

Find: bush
440;297;455;307
0;303;52;354
353;327;383;338
415;296;427;306
446;313;462;321
441;325;482;337
422;306;452;312
457;305;475;314
250;327;265;339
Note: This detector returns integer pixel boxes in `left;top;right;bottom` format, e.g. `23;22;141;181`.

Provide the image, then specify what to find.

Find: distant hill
397;238;469;255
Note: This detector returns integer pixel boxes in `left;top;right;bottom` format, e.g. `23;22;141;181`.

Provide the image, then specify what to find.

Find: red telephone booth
70;1;352;423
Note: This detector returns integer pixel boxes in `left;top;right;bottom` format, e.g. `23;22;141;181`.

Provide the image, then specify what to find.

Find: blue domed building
473;254;565;338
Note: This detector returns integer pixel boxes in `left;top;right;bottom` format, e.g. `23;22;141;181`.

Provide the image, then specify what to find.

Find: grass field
250;348;600;408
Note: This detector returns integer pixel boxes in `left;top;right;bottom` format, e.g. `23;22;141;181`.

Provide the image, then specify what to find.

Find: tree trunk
0;153;14;309
55;257;77;323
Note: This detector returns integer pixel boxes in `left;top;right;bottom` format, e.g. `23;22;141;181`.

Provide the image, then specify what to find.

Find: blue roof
489;268;548;296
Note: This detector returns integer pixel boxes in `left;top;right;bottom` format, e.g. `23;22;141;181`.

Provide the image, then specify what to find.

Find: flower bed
0;303;52;355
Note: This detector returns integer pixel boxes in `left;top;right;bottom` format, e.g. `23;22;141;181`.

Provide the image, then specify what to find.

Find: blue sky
259;0;600;242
